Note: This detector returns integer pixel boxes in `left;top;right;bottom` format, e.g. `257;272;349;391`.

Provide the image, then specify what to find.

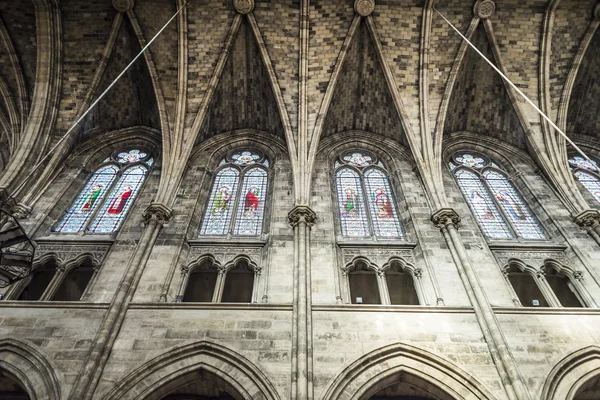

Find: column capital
573;209;600;230
288;206;317;227
142;202;173;226
431;208;461;229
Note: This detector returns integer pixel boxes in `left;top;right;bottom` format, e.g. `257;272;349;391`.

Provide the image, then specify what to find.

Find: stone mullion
39;264;66;301
288;206;316;400
432;208;531;400
411;269;427;306
534;270;561;308
376;270;391;305
80;265;102;301
68;203;172;400
213;268;227;303
501;268;523;307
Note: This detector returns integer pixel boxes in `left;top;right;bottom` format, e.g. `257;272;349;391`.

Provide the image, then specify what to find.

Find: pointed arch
0;338;61;400
321;342;498;400
541;345;600;400
103;340;280;400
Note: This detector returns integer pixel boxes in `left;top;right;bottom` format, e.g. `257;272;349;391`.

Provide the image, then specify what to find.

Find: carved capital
536;269;546;280
288;206;317;227
474;0;495;19
11;203;32;220
431;208;460;229
413;268;423;279
354;0;375;16
113;0;134;12
573;271;584;281
143;203;173;226
180;265;191;275
573;209;600;230
234;0;254;14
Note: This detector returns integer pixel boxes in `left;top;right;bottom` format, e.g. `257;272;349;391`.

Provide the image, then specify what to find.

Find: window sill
129;302;292;311
336;239;417;249
35;236;115;246
188;238;266;247
312;304;474;313
492;306;600;315
487;242;567;252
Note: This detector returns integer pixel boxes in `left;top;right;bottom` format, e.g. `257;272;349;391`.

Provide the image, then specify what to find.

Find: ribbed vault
444;24;527;150
78;19;160;142
197;18;286;143
567;26;600;138
320;19;408;148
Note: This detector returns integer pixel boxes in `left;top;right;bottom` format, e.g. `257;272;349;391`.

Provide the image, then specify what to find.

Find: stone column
288;206;316;400
68;203;172;400
431;208;531;400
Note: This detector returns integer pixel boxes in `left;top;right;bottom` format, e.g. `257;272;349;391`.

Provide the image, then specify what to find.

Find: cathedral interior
2;0;600;399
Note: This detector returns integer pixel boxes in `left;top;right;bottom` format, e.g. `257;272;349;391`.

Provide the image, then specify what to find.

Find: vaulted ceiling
0;0;599;170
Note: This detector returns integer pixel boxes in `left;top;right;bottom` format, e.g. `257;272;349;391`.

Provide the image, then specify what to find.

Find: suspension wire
1;0;190;209
433;7;595;166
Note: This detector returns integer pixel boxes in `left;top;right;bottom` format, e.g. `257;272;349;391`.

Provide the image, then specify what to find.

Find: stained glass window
455;170;513;239
364;169;403;237
451;151;546;240
54;148;154;234
335;152;403;238
336;168;370;237
569;155;600;204
54;165;118;233
233;168;268;236
574;171;600;203
483;170;545;239
89;165;148;233
200;150;269;237
200;168;240;235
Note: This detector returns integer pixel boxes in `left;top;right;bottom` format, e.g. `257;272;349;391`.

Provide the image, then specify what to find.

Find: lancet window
334;152;403;238
54;149;153;234
200;150;269;237
449;152;546;240
568;155;600;204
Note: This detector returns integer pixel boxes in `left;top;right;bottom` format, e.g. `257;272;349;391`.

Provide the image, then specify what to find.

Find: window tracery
449;151;546;240
54;149;153;234
200;150;268;237
568;155;600;203
335;151;403;238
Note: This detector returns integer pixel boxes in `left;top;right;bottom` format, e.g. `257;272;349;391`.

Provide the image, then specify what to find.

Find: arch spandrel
103;340;280;400
541;345;600;400
320;343;499;400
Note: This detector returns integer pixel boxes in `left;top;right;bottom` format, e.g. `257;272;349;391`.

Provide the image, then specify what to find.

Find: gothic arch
104;340;280;400
190;129;288;169
0;338;61;400
320;342;498;400
541;345;600;400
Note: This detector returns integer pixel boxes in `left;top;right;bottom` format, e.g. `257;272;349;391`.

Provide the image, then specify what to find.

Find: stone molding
112;0;135;13
431;208;460;229
573;209;600;229
493;249;568;267
188;243;263;273
33;241;111;270
340;247;415;274
234;0;254;14
142;202;173;226
354;0;375;17
474;0;496;19
288;205;316;227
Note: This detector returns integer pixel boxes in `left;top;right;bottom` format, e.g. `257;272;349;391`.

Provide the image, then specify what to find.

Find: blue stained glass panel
364;168;403;237
455;169;513;239
89;165;148;233
569;156;598;171
117;149;147;164
336;168;369;237
575;171;600;203
233;168;268;236
484;170;546;240
343;152;373;167
54;165;118;233
200;167;240;235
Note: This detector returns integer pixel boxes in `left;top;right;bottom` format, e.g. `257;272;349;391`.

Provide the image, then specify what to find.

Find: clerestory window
53;149;153;234
334;151;403;238
200;150;269;237
568;155;600;204
449;152;546;240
